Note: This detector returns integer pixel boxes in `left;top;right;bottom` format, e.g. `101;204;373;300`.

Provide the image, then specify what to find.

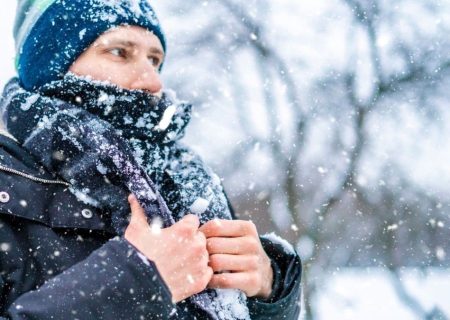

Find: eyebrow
99;39;164;57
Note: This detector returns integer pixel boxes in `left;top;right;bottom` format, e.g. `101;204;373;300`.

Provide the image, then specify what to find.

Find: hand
199;219;273;299
124;194;213;303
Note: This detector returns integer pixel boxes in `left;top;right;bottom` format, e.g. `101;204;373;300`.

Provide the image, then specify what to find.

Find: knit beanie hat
14;0;166;90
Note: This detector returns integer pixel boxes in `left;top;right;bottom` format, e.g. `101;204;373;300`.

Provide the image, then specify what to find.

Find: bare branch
217;0;307;150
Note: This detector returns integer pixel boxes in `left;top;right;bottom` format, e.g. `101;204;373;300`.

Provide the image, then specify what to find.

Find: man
0;0;301;318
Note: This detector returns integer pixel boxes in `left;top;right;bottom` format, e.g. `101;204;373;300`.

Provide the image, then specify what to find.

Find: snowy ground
310;268;450;320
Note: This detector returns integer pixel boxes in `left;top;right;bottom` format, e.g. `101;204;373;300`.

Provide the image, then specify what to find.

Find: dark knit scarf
1;75;250;320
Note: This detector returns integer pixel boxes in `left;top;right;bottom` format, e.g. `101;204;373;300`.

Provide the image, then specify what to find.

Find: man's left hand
199;219;273;299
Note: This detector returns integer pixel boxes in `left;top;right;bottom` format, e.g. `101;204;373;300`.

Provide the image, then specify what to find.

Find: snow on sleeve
262;232;296;255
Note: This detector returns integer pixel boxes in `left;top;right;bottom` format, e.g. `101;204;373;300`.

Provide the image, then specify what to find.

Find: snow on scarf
1;74;250;320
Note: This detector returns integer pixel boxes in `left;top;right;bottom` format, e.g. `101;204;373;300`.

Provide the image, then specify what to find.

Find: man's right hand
124;194;213;303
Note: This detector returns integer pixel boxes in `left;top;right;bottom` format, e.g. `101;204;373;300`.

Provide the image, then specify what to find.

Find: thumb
128;194;148;226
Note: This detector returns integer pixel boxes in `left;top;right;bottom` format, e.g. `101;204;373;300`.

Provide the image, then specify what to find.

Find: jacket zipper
0;163;71;187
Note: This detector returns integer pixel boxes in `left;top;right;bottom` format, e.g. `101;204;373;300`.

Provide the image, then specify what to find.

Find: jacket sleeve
247;235;302;319
0;237;174;320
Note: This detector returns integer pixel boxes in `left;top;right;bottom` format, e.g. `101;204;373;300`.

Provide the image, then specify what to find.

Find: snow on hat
14;0;166;90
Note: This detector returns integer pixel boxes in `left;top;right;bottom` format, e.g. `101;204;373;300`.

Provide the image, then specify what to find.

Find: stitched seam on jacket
0;163;71;187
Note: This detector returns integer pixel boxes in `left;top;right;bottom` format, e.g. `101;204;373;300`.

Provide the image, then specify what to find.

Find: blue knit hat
14;0;166;90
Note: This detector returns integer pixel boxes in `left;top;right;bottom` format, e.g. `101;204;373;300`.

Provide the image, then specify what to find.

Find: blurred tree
154;0;450;318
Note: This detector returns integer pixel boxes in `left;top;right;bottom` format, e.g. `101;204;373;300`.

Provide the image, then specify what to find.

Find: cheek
104;67;138;89
70;58;131;87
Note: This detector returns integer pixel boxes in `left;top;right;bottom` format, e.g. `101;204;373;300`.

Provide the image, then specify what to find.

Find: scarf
1;74;250;320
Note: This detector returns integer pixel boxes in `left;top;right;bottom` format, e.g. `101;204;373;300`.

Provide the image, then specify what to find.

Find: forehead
96;25;163;51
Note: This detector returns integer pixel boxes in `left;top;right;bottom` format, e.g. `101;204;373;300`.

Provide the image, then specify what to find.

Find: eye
109;48;127;58
148;56;161;67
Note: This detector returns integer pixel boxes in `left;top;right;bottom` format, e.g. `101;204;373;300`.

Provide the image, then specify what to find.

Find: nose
130;59;163;95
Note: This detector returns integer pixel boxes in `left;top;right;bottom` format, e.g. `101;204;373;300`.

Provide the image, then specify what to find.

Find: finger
209;254;257;273
128;194;148;224
125;194;150;246
200;219;257;238
208;272;253;293
206;236;257;255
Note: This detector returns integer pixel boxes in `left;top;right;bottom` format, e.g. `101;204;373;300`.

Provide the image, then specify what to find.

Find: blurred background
1;1;450;319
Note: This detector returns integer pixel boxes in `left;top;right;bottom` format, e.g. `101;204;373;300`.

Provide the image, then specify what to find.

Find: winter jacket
0;132;301;319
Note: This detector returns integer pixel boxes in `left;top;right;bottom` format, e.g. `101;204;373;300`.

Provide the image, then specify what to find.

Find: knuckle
178;221;191;231
208;221;220;234
248;273;259;287
218;275;231;287
246;237;259;251
207;237;220;250
186;214;200;225
177;225;193;237
214;274;225;287
206;238;214;251
245;221;257;234
188;213;199;221
248;256;259;270
209;254;220;270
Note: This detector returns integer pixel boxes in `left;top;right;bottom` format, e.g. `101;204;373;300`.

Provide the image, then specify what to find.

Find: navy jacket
0;133;301;319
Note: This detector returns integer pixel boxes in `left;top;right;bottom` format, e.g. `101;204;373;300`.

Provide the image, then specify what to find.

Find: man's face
69;25;164;96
